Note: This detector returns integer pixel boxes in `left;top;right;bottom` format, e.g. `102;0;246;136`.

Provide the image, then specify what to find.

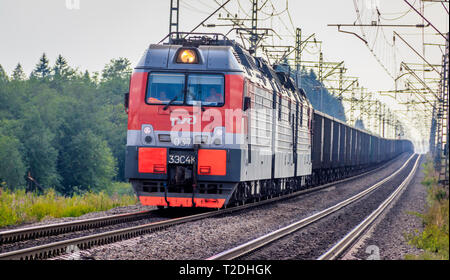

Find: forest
0;54;131;195
295;68;347;122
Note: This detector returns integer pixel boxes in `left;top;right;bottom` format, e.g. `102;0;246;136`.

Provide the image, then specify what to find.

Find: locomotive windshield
146;73;185;104
187;74;224;106
146;73;224;106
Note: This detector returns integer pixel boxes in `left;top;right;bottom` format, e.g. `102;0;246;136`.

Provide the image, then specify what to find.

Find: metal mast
169;0;180;41
250;0;258;54
437;32;449;185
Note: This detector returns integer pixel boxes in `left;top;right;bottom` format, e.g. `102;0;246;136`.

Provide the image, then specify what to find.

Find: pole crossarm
403;0;448;41
394;31;441;75
322;61;345;80
400;62;440;100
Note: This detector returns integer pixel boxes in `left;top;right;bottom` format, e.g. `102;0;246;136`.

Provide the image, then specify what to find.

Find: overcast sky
0;0;446;89
0;0;448;149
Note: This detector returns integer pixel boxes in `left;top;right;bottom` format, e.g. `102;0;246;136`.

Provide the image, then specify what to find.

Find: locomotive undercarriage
228;176;309;206
311;167;358;186
132;159;390;208
132;175;312;208
310;162;385;186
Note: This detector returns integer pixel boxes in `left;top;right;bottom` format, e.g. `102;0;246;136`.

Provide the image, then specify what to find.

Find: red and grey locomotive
125;33;313;208
124;33;413;209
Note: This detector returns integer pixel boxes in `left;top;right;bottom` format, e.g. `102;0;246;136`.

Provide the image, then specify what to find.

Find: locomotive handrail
158;32;234;45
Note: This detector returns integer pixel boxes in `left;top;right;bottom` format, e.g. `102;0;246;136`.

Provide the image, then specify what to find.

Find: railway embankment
343;154;448;260
405;155;449;260
72;153;414;260
0;188;139;229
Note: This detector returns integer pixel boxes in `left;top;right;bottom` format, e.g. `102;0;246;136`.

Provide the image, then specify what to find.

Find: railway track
0;154;409;260
0;210;157;245
317;154;421;260
206;154;420;260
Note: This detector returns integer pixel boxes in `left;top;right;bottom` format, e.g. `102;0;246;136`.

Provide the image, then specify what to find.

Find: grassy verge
405;155;449;260
0;185;137;227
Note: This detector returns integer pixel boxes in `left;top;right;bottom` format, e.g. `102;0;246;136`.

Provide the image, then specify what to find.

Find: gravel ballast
0;206;210;254
241;155;419;260
341;158;427;260
72;153;418;260
0;205;156;232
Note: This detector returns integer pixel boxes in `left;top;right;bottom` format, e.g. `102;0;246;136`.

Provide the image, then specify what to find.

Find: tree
0;64;8;82
82;70;91;84
20;107;60;188
97;103;128;181
59;130;117;194
0;65;13;119
101;58;132;81
100;58;132;105
308;69;317;80
12;63;26;81
296;68;347;122
355;119;366;130
53;55;74;80
31;53;51;79
0;134;27;189
1;54;131;195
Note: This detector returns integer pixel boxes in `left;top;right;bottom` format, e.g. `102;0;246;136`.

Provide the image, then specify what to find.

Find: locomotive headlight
143;126;152;135
141;125;154;145
213;127;225;145
214;128;223;136
144;136;153;143
176;49;198;64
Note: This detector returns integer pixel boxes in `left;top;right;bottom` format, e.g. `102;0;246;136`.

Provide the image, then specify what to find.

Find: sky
0;0;448;150
0;0;446;89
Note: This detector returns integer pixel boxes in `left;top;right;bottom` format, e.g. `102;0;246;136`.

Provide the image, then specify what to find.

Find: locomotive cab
125;33;314;209
125;36;247;208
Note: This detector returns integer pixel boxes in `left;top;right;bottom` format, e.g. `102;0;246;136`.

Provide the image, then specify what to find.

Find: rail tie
206;154;417;260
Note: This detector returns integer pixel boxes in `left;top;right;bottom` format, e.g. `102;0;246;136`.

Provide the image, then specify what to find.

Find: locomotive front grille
138;180;224;195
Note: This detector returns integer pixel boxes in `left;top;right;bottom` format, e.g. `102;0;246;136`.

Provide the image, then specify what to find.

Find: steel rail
0;154;409;260
0;154;399;245
206;154;417;260
317;155;421;260
0;209;157;244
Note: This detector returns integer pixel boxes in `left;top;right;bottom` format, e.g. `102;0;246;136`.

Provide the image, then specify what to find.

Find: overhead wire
196;0;217;10
378;0;417;21
180;0;211;15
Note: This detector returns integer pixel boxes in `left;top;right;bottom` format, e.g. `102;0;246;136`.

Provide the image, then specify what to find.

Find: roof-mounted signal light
176;49;199;64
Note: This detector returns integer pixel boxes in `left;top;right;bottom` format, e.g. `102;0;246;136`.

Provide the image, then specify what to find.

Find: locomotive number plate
168;151;196;165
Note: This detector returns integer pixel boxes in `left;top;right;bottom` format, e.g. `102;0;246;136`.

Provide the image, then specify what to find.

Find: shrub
0;188;137;227
406;156;449;260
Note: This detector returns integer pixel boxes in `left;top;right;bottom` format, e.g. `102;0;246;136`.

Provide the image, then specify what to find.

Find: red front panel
139;196;226;208
128;72;148;130
197;149;227;176
127;72;244;134
138;147;167;174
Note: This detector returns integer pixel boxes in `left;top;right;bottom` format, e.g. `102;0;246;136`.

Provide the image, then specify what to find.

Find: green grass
405;155;449;260
0;187;137;227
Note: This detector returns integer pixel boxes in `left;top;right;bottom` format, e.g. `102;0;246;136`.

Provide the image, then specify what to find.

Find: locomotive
124;33;413;209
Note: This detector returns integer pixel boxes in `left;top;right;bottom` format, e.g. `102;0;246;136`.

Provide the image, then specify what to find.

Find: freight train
124;33;413;209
